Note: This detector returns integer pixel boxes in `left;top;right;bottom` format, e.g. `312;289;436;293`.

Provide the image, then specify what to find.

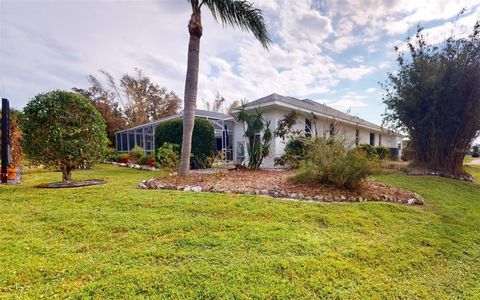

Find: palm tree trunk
179;8;202;176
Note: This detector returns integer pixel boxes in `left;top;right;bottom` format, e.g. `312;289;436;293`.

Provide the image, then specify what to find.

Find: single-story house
115;93;403;168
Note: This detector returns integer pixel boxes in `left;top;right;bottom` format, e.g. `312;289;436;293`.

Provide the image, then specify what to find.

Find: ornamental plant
293;138;373;190
155;118;214;169
22;90;108;182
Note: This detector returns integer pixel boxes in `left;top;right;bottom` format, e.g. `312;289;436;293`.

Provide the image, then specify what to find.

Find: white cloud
323;92;369;111
336;65;376;80
366;88;378;93
2;0;479;124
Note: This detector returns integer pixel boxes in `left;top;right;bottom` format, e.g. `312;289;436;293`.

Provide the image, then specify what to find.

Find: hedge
155;118;215;169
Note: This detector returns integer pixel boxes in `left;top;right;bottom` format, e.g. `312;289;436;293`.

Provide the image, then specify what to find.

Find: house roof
242;93;402;136
115;109;231;134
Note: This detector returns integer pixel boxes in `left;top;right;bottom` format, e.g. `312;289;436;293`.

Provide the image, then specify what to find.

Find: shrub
119;153;130;164
103;147;119;162
357;144;391;161
22;90;108;182
293;138;372;190
357;144;376;158
0;109;23;167
130;146;145;163
274;136;311;168
138;155;149;166
329;150;372;190
375;146;390;160
155;118;214;169
156;142;180;169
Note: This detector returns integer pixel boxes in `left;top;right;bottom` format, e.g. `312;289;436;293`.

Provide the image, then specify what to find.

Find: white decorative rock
191;186;202;192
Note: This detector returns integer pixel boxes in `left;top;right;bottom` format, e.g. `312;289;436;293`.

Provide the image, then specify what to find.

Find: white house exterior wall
256;109;403;168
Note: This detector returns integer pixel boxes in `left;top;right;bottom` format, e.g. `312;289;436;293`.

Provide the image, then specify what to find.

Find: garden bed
139;169;424;205
37;179;106;188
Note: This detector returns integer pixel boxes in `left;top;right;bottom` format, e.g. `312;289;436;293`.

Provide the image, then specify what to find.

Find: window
128;131;135;151
370;133;375;146
121;132;128;152
355;129;360;146
136;128;144;148
330;123;336;136
379;134;382;146
305;118;312;137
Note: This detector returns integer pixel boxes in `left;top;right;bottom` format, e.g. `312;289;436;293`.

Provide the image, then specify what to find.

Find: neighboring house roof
241;93;402;136
115;109;231;134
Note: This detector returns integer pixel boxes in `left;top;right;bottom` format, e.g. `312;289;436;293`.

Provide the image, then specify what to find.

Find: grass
1;164;480;298
464;155;474;164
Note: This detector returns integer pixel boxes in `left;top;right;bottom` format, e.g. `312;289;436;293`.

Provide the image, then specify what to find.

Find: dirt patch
37;180;106;189
140;169;424;205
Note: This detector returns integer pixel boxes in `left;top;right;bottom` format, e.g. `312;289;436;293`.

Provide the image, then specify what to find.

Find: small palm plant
178;0;271;176
235;104;272;170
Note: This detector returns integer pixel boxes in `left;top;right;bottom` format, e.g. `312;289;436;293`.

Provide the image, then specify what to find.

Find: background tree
203;93;241;115
179;0;271;176
74;68;181;143
382;22;480;175
22;91;108;182
226;100;241;114
73;75;126;144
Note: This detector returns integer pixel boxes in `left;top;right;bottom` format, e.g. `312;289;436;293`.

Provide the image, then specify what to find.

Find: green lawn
464;155;474;164
1;165;479;299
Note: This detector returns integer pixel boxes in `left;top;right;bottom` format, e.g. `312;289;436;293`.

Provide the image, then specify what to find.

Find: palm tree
178;0;271;176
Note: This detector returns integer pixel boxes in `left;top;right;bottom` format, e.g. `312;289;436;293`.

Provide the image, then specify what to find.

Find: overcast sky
1;0;480;140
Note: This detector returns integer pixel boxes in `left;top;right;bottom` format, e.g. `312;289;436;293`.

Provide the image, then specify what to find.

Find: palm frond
202;0;271;48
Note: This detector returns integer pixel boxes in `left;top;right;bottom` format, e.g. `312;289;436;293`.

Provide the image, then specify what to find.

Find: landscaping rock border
110;161;159;171
138;178;425;205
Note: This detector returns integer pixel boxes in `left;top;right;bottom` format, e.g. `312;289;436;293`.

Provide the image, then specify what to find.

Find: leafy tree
203;94;241;114
73;75;126;144
178;0;271;176
235;104;272;170
382;22;480;175
22;91;108;182
74;68;181;143
226;100;241;114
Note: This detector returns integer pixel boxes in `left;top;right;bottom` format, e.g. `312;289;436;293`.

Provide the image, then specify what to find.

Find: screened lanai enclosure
115;110;234;161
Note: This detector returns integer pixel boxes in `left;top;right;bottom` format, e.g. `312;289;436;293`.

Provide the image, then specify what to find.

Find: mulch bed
37;180;106;189
139;169;424;205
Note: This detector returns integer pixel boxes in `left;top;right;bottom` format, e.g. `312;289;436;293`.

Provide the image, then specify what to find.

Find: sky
1;0;480;142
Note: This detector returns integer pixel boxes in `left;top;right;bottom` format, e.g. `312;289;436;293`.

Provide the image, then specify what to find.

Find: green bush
357;144;376;158
293;138;372;190
130;146;145;162
138;155;149;166
329;150;372;190
119;153;130;163
375;146;390;160
357;144;391;161
22;90;108;182
156;142;180;169
274;136;311;168
155;118;214;169
103;147;119;162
